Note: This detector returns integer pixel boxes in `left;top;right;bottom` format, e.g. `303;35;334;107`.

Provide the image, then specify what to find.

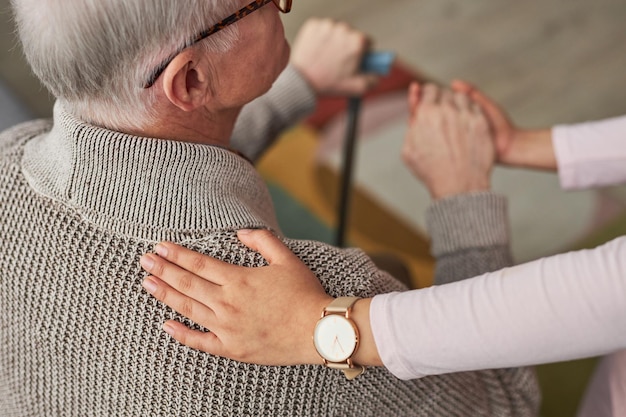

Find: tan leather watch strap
323;296;360;315
343;366;366;380
326;362;367;380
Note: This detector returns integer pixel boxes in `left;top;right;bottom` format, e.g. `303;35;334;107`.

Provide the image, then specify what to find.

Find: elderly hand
450;80;518;164
139;229;333;366
402;82;495;200
451;80;556;170
290;18;379;96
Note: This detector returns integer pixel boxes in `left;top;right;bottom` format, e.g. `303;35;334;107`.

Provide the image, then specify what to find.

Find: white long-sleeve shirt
373;238;626;378
554;116;626;190
371;115;626;415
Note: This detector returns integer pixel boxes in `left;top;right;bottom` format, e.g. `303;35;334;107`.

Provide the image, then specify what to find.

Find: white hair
10;0;242;130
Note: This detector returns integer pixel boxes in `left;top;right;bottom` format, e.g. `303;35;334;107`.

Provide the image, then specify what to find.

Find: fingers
408;82;420;108
451;79;504;120
451;79;494;115
450;80;490;121
150;242;231;285
453;90;470;110
236;229;295;264
162;320;223;356
139;245;223;302
408;83;472;123
420;83;440;105
468;88;499;115
469;100;483;115
409;82;475;115
450;79;474;94
141;252;223;293
142;275;217;325
440;88;456;110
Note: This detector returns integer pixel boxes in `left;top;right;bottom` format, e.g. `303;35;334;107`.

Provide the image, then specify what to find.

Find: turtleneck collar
21;102;281;241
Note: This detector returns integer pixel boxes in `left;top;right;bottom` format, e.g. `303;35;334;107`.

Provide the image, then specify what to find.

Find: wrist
351;298;383;367
289;60;323;97
430;179;491;201
503;128;556;170
312;297;382;369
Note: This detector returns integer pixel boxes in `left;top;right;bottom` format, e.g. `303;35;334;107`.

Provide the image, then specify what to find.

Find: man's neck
126;106;242;147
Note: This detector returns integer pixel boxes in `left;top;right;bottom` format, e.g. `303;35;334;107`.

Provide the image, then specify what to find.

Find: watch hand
332;335;346;356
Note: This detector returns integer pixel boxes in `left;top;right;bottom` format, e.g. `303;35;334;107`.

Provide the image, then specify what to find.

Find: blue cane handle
361;51;395;75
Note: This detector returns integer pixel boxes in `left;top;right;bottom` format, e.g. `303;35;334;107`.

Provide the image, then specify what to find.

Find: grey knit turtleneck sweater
0;103;539;416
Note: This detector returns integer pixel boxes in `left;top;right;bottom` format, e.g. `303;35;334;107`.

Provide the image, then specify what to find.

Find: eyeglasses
143;0;292;88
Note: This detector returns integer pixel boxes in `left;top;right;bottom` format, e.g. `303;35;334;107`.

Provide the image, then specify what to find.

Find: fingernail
237;229;252;235
163;322;176;337
140;255;155;271
155;244;168;257
142;278;158;294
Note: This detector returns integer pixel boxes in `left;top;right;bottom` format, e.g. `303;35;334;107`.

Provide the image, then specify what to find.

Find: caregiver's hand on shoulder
139;229;332;366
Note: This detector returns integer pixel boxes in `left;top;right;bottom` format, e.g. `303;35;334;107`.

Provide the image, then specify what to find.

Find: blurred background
2;1;626;416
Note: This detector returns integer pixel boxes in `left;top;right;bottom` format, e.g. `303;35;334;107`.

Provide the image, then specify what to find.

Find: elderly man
1;0;538;415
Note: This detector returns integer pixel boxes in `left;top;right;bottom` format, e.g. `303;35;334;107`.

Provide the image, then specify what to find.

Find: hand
402;82;495;200
139;229;333;365
290;18;379;96
450;80;519;164
451;80;556;170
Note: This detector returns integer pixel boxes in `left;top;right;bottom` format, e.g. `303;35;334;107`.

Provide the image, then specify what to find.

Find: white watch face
313;314;358;363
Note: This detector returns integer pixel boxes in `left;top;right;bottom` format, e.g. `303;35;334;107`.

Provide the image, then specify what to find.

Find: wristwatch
313;297;366;380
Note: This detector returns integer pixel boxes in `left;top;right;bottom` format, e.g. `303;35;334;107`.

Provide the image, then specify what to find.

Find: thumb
407;82;421;122
236;229;294;264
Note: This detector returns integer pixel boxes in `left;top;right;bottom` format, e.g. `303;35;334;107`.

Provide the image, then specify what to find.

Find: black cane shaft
336;97;362;247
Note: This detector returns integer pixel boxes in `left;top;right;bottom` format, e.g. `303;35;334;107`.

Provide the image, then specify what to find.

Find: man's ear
162;49;211;112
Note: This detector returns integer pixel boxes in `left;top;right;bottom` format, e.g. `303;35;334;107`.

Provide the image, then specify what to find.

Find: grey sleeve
230;64;317;163
425;192;513;285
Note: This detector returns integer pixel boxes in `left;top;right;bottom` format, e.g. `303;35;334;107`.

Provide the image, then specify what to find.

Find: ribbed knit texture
426;193;514;285
426;192;510;257
1;104;538;416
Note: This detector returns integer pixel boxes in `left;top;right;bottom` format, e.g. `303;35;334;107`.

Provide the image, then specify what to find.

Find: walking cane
335;51;395;247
